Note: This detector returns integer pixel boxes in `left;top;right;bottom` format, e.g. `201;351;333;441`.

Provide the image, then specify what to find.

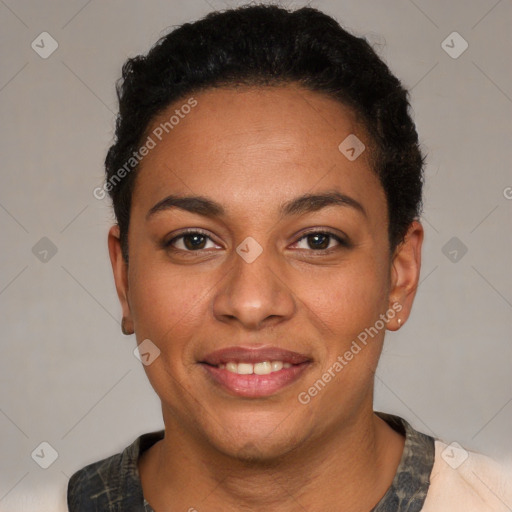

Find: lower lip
200;363;311;398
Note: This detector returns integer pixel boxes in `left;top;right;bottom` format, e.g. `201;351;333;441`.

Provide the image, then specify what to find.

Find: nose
212;245;296;330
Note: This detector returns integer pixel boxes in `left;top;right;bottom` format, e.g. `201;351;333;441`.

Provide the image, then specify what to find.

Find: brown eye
306;233;330;250
164;230;219;252
293;231;349;251
181;233;208;250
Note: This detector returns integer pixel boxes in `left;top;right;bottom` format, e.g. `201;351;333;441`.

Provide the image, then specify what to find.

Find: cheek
127;261;208;345
295;253;390;345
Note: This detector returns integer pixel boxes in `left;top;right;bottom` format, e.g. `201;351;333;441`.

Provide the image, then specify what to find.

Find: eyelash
163;228;350;254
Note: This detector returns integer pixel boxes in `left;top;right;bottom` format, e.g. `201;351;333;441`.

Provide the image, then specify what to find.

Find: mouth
199;346;312;398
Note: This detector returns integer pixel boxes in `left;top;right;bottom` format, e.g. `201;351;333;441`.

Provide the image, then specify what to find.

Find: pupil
309;233;329;250
185;234;206;250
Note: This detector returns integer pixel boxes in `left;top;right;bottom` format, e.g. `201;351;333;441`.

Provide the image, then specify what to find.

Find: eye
292;230;348;252
163;229;350;254
164;229;220;252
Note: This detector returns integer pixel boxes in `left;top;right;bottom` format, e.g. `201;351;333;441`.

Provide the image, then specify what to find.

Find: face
109;85;423;461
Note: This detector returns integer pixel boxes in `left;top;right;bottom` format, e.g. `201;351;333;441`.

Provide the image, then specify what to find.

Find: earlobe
108;225;134;334
387;220;424;331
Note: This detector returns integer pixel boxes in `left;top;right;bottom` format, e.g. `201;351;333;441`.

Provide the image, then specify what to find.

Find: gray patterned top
67;411;435;511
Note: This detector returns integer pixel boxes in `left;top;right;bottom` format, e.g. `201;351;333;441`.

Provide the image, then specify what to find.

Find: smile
200;346;312;398
219;361;291;374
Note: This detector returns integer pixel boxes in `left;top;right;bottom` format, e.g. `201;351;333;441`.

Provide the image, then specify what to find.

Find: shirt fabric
67;412;433;511
66;411;511;511
422;439;512;511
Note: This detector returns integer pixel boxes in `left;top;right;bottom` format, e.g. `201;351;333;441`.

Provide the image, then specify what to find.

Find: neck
139;407;405;512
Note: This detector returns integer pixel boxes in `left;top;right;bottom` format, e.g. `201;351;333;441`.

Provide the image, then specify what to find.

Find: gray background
1;0;511;510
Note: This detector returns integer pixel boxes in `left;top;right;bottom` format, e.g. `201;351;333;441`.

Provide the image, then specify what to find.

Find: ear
387;220;424;331
108;225;133;333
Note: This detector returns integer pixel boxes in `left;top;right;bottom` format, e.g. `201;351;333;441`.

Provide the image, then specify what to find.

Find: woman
68;4;511;511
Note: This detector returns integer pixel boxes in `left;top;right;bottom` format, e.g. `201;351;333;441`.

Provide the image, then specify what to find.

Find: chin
216;434;297;465
231;441;283;464
203;412;307;464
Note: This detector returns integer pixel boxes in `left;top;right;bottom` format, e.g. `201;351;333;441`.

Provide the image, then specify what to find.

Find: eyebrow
146;190;367;221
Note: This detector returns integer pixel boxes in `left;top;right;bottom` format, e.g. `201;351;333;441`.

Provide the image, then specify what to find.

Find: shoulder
67;450;128;511
67;430;165;512
422;439;512;512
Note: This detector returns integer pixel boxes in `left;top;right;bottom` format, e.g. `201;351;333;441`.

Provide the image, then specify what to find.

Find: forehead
132;85;385;220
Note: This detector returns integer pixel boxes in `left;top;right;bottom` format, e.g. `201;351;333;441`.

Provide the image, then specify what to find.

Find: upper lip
201;346;311;366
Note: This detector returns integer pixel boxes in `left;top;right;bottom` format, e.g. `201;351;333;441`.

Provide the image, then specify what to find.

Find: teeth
222;361;292;375
226;362;237;373
254;361;271;375
271;361;283;371
237;363;253;375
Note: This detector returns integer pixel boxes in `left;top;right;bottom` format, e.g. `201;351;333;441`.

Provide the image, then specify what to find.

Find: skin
108;85;423;511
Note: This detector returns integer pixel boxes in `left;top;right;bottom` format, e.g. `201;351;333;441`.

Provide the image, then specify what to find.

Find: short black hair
104;3;425;263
